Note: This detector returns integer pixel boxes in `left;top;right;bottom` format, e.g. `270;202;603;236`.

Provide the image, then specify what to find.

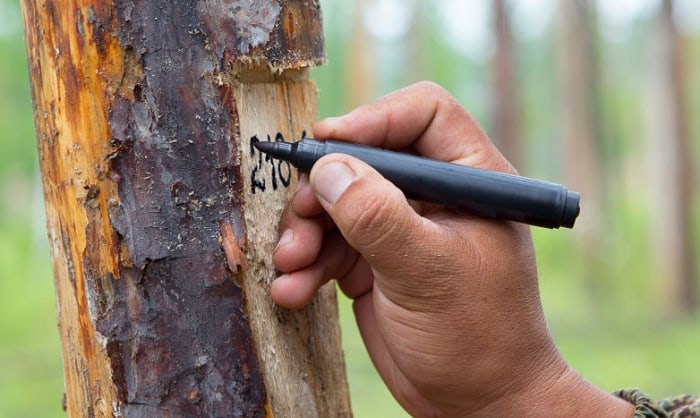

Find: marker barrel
265;139;580;229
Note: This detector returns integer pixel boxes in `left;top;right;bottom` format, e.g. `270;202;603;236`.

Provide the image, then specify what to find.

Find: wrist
474;364;634;418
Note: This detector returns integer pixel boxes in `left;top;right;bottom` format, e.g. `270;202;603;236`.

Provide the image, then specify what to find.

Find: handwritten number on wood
250;135;266;193
275;132;292;188
250;132;296;194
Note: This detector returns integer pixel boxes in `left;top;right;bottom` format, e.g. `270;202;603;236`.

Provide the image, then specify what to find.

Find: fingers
271;151;456;309
289;174;324;218
274;174;338;272
308;153;460;293
273;176;323;273
270;231;362;309
310;154;422;271
272;173;376;307
313;81;514;174
335;257;374;300
272;82;516;310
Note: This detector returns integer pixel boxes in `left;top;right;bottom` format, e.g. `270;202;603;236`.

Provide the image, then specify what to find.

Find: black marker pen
254;138;580;229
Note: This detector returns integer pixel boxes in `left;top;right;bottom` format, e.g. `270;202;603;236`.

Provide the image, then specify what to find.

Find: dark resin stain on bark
103;0;324;414
100;0;287;415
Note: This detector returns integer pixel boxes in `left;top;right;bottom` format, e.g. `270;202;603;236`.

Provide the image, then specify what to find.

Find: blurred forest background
2;0;700;416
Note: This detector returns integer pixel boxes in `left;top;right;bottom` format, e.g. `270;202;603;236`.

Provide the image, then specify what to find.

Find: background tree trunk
490;0;522;168
646;0;696;318
347;0;375;108
555;0;611;313
556;0;603;237
21;0;351;416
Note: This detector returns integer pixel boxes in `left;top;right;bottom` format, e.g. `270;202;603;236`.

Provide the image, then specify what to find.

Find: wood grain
236;80;351;417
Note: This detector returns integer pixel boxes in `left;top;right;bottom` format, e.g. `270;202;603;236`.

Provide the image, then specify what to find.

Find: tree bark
21;0;351;416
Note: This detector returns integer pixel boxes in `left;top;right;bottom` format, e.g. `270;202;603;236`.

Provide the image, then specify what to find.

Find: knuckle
416;81;453;104
414;80;445;95
345;190;404;251
277;203;295;232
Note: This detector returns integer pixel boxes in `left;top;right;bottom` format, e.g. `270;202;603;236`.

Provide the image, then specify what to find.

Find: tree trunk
346;0;375;108
555;0;603;243
21;0;351;416
646;0;696;317
490;0;521;168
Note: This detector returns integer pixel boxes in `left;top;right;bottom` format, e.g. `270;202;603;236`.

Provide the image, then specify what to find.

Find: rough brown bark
21;0;351;416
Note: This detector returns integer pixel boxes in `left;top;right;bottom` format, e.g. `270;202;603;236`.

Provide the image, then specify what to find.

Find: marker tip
253;141;275;153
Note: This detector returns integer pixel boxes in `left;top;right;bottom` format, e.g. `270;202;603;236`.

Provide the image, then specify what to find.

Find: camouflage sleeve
614;389;700;417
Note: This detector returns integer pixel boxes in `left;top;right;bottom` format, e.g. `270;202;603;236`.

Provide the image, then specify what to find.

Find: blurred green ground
2;1;700;417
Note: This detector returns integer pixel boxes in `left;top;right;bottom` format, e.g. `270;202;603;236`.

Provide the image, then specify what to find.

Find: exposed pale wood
236;79;351;417
21;0;351;415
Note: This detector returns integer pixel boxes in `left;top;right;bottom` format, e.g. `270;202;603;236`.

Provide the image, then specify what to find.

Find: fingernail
275;229;294;252
313;161;355;204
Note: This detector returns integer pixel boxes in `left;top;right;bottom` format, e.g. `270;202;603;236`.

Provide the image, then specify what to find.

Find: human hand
270;82;633;417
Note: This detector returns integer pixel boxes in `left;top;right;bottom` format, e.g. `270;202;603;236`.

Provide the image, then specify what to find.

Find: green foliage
0;33;36;179
0;196;64;417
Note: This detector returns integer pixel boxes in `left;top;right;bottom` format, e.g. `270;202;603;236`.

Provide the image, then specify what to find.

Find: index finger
313;81;514;174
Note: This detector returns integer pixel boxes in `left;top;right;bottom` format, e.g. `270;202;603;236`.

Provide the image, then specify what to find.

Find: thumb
309;154;435;276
